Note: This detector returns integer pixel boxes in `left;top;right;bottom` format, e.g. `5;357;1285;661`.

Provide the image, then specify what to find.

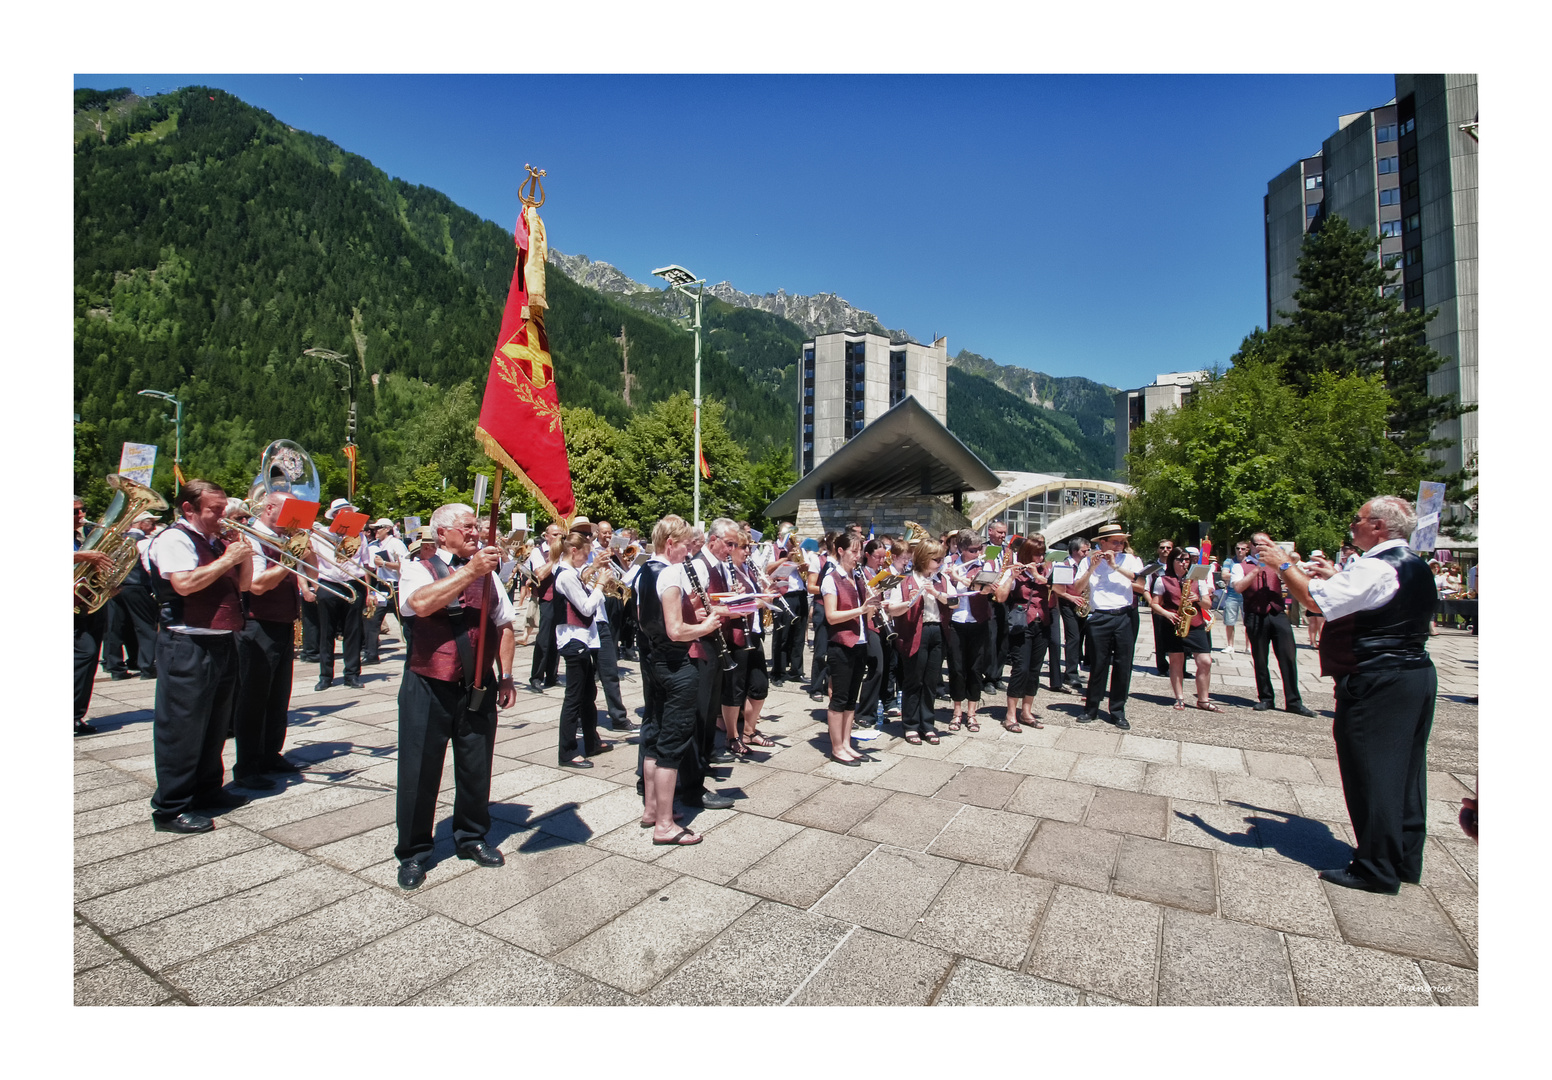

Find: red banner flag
698;445;711;480
475;193;575;522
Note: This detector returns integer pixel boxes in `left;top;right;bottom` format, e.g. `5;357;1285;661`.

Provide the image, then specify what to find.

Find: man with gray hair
1257;495;1435;895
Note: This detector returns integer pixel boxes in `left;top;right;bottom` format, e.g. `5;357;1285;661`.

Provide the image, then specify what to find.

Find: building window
1382;284;1402;298
1381;251;1403;269
889;349;906;408
804;404;813;415
1404;213;1420;233
1401;148;1417;168
1405;278;1423;299
1404;246;1423;266
1306;203;1320;218
1304;175;1323;190
1403;180;1419;201
1400;117;1415;136
1380;220;1402;237
804;386;813;397
803;423;813;434
1379;188;1401;206
1376;123;1397;143
1377;156;1399;175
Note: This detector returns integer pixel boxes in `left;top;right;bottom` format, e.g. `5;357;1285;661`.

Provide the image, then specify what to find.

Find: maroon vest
826;567;863;647
1157;574;1207;628
536;548;557;602
244;529;300;623
408;557;500;684
557;566;592;628
681;557;731;659
173;522;245;631
1241;566;1286;616
1011;562;1053;624
893;575;926;656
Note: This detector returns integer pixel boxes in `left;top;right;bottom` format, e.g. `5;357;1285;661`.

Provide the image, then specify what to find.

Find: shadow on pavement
1174;799;1353;869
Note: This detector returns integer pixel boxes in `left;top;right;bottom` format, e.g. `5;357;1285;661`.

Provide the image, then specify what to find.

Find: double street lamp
302;347;357;498
137;389;183;482
652;264;706;527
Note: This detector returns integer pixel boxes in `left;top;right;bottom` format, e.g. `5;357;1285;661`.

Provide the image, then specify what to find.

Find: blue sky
76;73;1395;389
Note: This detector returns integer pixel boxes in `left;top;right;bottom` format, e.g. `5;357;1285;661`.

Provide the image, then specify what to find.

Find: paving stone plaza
73;617;1478;1007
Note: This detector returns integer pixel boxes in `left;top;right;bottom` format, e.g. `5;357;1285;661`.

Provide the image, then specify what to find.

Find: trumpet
581;554;632;601
219;513;355;602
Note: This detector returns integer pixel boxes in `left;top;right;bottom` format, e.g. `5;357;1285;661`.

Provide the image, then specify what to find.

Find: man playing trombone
312;497;371;691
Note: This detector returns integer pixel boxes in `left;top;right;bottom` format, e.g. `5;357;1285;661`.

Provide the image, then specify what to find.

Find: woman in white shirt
885;540;956;745
552;531;611;768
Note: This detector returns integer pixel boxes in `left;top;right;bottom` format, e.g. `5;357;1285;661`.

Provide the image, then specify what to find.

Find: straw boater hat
568;515;593;535
1092;523;1130;542
324;498;354;521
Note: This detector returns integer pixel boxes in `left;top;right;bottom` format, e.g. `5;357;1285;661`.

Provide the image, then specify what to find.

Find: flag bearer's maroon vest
409;554;500;684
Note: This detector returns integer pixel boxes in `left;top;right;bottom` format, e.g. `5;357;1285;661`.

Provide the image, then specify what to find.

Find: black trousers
528;592;559;685
856;632;885;719
685;654;724;794
987;601;1009;684
558;642;603;762
595;619;628;727
809;603;830;691
946;620;991;703
902;624;944;733
316;582;365;680
394;668;497;863
1246;610;1304;708
637;643;659;780
104;585;158;673
1007;618;1052;699
1152;611;1175;674
233;618;294;776
1054;603;1087;685
363;585;397;663
150;630;238;820
1083;608;1136;716
1333;664;1437;891
300;596;320;660
771;589;808;679
74;608;108;723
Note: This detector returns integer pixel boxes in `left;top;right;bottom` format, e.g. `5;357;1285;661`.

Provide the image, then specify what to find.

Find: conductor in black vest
393;502;518;890
1259;496;1437;895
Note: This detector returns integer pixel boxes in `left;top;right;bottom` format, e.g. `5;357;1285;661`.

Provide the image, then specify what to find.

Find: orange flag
475;181;575;522
698;445;711;480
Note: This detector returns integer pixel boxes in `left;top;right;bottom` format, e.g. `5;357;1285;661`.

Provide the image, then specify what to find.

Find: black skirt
1161;620;1211;655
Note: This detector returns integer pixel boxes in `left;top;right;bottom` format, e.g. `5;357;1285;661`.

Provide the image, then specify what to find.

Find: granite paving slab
556;874;758;995
813;845;959;935
868;755;963;796
75;958;174;1006
913;862;1055;969
780;780;892;833
733;770;832;819
1286;934;1436;1006
253;914;492;1005
1322;882;1475;967
730;828;876;909
926;805;1038;870
933;765;1024;809
1178;741;1246;774
1418;960;1477;1007
646;900;852;1007
75;825;269;902
1004;775;1095;823
849;791;964;851
1243;749;1321;784
1083;787;1168;838
412;834;607;925
1055;727;1121;756
788;927;956;1006
1155;908;1296;1005
1016;820;1122;892
1028;885;1162;1005
1214;850;1340;939
74;820;185;868
1213;773;1302;815
74;923;121;974
933;957;1081;1006
1431;887;1477;954
1111;834;1217;914
1116;734;1180;765
407;944;585;1005
478;854;677;957
1141;764;1219;803
1002;745;1078;780
78;844;313;935
655;811;803;884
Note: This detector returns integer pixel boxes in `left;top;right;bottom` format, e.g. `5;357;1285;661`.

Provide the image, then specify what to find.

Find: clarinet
683;557;737;673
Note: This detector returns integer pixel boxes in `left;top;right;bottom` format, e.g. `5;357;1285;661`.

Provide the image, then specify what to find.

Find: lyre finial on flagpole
520;164;547;208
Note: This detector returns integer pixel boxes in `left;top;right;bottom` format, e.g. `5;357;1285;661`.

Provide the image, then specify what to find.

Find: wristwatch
1279;561;1293;572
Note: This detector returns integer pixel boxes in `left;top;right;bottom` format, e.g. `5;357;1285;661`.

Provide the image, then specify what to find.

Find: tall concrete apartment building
797;331;948;476
1265;74;1478;479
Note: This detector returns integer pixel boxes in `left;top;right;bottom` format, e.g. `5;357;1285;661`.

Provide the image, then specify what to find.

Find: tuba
902;520;933;543
73;475;169;614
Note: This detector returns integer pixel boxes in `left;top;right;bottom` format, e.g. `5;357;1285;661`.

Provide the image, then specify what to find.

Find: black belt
1091;606;1130;615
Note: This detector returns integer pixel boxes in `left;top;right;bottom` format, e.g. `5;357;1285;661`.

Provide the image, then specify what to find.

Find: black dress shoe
139;671;156;680
397;860;427;890
608;720;638;732
770;677;785;687
74;721;99;736
1252;701;1272;711
559;758;594;769
683;790;735;810
315;678;332;692
456;842;505;868
809;692;827;703
528;680;546;693
1077;710;1099;724
1286;703;1317;717
710;750;735;764
343;676;366;689
109;670;132;681
154;812;214;834
828;754;862;767
233;772;276;790
1112;715;1131;731
587;742;614;756
196;790;250;811
266;755;302;774
1319;867;1399;895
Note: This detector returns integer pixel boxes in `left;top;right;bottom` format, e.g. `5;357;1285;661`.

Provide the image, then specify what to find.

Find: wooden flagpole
471;464;505;693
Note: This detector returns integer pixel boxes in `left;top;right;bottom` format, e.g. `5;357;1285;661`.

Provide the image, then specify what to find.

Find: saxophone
1175;579;1198;637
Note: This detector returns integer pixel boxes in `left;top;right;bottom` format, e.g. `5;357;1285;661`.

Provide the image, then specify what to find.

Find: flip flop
652;827;703;846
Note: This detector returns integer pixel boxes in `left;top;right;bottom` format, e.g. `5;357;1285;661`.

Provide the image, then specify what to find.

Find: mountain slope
73;86;794;493
946;368;1117;479
950;349;1117;444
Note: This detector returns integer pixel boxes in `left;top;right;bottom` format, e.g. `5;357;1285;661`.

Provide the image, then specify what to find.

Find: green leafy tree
745;444;800;534
1122;359;1394;556
621;392;752;530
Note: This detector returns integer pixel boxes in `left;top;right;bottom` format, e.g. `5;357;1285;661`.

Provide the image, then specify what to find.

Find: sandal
1002;718;1021;733
904;731;923;745
965;717;981;732
948;719;962;732
1173;699;1187;711
745;733;776;748
1020;712;1045;730
1195;700;1223;713
652;827;703;846
728;739;748;757
924;731;940;745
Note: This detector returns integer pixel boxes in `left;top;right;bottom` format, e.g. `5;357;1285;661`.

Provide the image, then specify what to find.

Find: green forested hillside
946;368;1118;479
73;86;794;519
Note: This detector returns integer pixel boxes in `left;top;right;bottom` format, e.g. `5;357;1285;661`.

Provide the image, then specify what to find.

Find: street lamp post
137;389;183;482
652;264;706;527
302;347;357;498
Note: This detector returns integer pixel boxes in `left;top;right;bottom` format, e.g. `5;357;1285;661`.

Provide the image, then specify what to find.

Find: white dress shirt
1307;538;1408;622
553;563;606;650
312;530;369;584
148;524;231;635
398;548;516;626
1079;552;1144;612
